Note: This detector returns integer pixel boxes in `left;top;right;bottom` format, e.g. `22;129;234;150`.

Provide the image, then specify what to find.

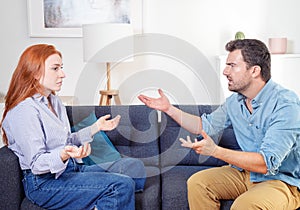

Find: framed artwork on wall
27;0;143;37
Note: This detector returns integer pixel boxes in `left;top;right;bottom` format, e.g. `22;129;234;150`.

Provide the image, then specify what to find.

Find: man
138;39;300;209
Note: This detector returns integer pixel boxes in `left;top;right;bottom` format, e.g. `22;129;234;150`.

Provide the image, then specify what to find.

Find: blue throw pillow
71;112;121;164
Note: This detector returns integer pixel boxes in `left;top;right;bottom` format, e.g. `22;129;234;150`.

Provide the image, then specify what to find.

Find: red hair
1;44;62;145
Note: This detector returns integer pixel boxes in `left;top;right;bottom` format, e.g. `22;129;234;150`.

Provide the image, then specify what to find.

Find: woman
0;44;138;209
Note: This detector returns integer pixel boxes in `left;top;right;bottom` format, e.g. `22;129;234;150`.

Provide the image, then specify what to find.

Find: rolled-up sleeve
259;101;300;175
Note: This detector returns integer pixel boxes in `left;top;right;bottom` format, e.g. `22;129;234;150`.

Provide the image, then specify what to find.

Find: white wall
1;0;300;105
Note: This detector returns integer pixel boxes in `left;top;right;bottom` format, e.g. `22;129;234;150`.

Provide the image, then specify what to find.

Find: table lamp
82;23;133;105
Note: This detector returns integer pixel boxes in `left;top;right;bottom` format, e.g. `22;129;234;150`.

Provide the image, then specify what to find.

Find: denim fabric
22;159;135;210
85;157;147;192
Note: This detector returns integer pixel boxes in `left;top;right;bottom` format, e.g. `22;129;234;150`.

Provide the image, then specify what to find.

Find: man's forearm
213;146;268;174
166;105;202;135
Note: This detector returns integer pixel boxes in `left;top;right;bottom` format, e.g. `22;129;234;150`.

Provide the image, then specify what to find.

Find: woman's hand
138;89;171;113
91;114;121;136
61;143;91;162
179;130;218;156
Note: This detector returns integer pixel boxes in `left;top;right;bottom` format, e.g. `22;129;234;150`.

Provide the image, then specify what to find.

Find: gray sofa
0;105;240;210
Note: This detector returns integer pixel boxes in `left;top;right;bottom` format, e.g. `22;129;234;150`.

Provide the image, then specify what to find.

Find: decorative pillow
71;112;121;164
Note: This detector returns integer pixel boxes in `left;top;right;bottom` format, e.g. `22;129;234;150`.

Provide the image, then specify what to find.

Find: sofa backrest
0;146;25;209
159;105;241;168
66;105;160;167
66;105;241;170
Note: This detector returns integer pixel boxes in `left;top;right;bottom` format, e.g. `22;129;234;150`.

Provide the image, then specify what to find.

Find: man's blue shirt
201;79;300;189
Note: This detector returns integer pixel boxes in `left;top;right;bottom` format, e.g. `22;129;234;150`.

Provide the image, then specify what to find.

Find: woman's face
39;53;65;96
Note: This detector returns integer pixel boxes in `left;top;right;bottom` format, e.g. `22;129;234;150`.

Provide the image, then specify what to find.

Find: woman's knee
109;173;135;194
95;174;135;210
120;158;146;192
117;158;146;178
115;174;136;193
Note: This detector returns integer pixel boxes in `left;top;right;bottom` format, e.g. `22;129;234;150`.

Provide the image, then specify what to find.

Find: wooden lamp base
99;89;121;106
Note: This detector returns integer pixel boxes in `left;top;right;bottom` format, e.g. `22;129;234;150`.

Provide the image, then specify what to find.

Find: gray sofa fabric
0;105;240;210
0;146;26;210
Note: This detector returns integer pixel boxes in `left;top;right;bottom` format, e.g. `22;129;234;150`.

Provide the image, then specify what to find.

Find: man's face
39;54;65;96
223;49;253;94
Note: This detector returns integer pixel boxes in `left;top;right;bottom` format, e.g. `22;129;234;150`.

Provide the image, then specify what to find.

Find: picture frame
27;0;143;37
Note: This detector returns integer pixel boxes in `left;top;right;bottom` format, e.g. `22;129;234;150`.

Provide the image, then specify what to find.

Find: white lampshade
82;23;133;62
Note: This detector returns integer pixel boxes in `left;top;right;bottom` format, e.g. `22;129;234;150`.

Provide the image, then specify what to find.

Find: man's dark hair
225;39;271;82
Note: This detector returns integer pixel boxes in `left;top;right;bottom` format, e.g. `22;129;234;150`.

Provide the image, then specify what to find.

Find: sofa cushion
0;146;25;210
0;146;47;210
71;111;122;164
135;166;161;210
21;198;45;210
67;105;160;168
102;106;160;168
161;165;211;210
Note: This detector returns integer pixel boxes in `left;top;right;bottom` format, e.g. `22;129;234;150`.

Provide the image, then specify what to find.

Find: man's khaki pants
187;165;300;210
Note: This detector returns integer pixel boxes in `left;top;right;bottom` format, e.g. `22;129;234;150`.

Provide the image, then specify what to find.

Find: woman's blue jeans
92;157;146;192
22;158;135;210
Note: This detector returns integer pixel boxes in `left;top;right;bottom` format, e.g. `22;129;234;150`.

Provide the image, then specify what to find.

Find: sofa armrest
0;146;24;209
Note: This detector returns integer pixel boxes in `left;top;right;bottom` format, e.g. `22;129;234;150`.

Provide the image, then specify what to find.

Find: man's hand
179;130;218;156
179;135;196;148
138;89;171;112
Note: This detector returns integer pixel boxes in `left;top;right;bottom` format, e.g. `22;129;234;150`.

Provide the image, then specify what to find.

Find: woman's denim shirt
201;79;300;189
